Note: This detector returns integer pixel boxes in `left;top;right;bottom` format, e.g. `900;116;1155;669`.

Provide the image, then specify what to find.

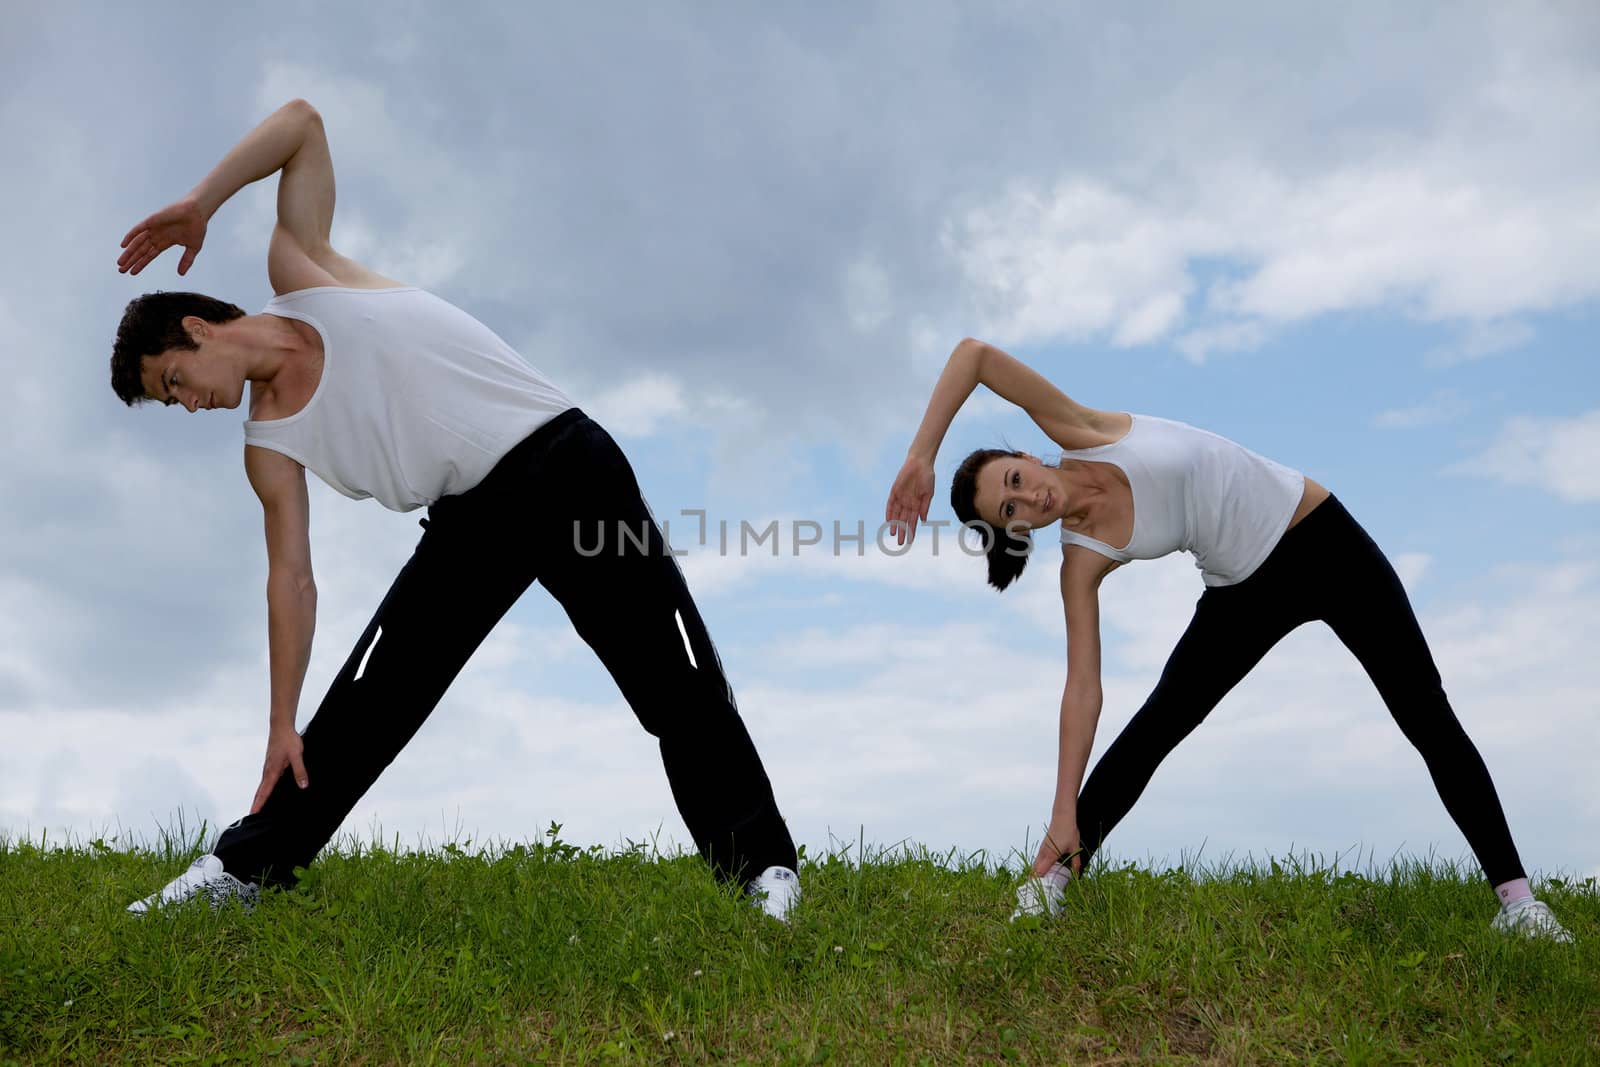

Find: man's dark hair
950;447;1034;591
110;291;246;406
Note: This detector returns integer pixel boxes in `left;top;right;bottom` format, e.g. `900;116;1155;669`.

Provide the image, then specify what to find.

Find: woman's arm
888;338;1114;543
909;338;1108;461
1033;550;1118;876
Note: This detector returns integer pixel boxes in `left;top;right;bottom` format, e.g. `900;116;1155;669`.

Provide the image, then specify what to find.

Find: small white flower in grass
833;945;844;953
568;934;579;945
63;1000;73;1008
662;1030;676;1042
692;969;703;977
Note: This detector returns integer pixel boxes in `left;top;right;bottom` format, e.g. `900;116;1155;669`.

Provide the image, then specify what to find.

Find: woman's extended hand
885;455;935;546
1032;816;1083;878
118;195;209;276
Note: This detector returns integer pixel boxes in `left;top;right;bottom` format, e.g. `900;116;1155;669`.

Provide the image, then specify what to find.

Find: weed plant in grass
2;828;1596;1064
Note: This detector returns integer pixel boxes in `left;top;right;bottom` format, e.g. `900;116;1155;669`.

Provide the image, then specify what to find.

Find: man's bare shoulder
268;225;406;295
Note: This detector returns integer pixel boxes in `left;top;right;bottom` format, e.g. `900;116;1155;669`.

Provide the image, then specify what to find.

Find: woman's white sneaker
1011;864;1071;921
126;854;260;914
746;865;800;922
1490;898;1574;944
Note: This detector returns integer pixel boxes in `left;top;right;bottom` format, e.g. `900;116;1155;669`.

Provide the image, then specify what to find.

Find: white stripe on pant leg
674;611;698;669
355;626;382;680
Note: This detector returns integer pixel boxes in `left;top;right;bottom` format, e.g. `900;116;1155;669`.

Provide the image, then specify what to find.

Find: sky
3;3;1597;888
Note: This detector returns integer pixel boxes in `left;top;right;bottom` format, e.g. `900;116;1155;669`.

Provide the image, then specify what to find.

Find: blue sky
2;3;1596;885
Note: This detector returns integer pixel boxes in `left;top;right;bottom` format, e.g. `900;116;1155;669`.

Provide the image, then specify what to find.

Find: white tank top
243;287;574;512
1058;414;1305;587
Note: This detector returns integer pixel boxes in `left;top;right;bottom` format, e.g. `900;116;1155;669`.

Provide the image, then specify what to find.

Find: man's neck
237;313;318;384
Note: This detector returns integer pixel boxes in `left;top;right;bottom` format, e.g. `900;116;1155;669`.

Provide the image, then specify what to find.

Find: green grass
3;828;1596;1065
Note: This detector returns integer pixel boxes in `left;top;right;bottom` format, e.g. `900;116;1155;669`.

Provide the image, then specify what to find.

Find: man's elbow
281;98;323;129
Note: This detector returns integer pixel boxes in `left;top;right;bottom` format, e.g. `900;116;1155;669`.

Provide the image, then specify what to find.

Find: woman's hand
1032;816;1082;878
118;195;209;276
885;455;935;546
250;724;309;814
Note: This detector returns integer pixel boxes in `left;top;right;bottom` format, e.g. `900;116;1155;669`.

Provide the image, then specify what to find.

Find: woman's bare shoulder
1061;409;1132;450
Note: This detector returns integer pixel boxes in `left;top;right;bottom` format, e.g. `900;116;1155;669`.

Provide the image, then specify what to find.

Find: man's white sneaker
126;854;260;915
746;865;800;922
1491;898;1574;944
1011;864;1071;921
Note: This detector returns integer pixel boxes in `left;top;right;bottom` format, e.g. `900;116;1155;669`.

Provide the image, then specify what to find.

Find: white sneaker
746;865;800;922
1011;864;1071;921
1491;898;1574;943
126;854;260;915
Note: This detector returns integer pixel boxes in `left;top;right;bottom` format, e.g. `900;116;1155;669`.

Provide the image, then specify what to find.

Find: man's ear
181;315;209;344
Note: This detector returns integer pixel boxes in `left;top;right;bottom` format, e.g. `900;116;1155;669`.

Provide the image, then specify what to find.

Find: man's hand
118;195;208;276
251;725;309;814
885;455;935;546
1032;816;1083;878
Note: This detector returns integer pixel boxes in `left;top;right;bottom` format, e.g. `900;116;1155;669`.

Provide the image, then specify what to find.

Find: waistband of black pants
425;407;589;526
492;406;590;472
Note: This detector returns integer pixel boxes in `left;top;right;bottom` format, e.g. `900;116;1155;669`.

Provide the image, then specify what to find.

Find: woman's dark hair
950;447;1034;592
110;291;246;406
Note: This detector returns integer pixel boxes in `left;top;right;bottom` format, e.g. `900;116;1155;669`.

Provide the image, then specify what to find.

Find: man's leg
213;516;535;887
534;419;798;884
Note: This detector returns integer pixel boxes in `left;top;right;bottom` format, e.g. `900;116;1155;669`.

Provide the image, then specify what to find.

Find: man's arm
244;443;317;812
117;99;382;292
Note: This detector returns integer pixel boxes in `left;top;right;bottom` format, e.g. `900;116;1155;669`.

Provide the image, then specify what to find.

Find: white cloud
844;256;893;333
1425;319;1535;367
1457;410;1600;502
584;373;690;439
948;159;1600;358
1374;390;1472;429
1175;320;1268;364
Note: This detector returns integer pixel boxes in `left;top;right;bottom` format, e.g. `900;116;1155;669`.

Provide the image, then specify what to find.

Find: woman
885;337;1571;940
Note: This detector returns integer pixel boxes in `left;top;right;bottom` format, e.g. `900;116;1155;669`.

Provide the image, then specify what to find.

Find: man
112;99;800;919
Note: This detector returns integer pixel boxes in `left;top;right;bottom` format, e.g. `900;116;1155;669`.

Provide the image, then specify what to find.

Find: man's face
139;346;241;413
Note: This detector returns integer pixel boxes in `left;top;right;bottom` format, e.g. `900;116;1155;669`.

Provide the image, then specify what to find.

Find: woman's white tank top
1058;415;1305;587
243;287;574;512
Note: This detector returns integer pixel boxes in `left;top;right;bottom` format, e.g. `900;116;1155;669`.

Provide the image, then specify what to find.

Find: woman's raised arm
887;338;1106;544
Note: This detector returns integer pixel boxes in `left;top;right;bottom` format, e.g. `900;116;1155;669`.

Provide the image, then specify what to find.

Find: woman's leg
1314;499;1526;888
1074;576;1309;869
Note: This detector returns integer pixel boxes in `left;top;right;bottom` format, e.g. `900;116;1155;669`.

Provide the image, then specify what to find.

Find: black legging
1072;495;1526;886
214;408;798;888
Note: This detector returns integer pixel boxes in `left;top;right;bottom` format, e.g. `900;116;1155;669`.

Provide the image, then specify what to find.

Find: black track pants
214;408;798;888
1072;495;1526;886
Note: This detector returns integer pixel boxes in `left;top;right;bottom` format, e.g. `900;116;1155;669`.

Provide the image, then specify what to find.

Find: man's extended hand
251;725;309;814
885;455;935;546
118;195;208;276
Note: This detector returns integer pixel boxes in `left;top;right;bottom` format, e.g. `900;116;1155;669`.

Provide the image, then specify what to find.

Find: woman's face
974;454;1062;531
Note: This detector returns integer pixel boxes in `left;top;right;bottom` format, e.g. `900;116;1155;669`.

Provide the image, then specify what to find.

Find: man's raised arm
117;99;333;278
244;443;318;813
